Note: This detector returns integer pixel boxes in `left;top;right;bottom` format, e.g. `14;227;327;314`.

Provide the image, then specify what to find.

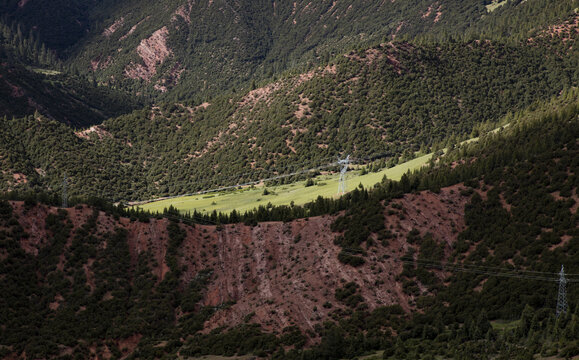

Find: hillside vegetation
0;90;577;360
0;18;142;127
2;0;577;100
1;30;577;201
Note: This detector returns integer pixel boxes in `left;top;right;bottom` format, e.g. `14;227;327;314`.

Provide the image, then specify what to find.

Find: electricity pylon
337;155;350;195
556;265;568;317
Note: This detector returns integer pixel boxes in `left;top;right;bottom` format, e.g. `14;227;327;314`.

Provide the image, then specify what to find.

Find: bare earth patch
75;125;113;141
103;17;125;37
9;185;470;344
125;27;172;81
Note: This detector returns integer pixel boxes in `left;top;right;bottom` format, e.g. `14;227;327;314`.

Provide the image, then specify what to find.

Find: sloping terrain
0;31;577;201
3;0;577;100
0;90;577;359
0;184;470;359
0;62;140;127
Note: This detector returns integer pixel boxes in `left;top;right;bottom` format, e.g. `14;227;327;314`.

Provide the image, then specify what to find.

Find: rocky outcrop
103;17;125;37
125;27;172;81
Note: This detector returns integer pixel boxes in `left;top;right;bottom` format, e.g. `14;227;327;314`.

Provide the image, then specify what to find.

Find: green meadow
138;153;434;215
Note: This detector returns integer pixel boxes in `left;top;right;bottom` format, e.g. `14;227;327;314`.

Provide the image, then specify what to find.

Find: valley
137;152;434;215
0;0;578;359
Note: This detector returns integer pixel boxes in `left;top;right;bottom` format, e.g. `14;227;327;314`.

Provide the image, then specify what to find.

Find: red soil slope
11;185;471;338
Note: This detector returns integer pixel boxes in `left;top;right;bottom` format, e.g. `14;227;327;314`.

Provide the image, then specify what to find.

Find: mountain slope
0;18;142;127
5;0;577;100
0;62;141;127
0;30;577;201
0;89;577;359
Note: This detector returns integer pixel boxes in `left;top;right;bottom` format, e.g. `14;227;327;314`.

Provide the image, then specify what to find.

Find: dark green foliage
0;63;141;127
335;282;364;308
5;0;577;100
332;193;384;262
337;251;366;267
180;324;279;357
2;33;578;200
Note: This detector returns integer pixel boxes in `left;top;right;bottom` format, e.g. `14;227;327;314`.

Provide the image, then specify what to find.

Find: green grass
137;122;510;216
136;122;512;216
137;152;434;215
491;319;521;332
28;67;62;76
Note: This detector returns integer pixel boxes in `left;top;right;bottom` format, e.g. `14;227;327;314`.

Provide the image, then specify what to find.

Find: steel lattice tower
62;174;68;208
556;265;568;317
337;155;350;195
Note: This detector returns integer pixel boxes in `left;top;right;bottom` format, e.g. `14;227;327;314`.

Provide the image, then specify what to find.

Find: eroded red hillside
10;185;472;340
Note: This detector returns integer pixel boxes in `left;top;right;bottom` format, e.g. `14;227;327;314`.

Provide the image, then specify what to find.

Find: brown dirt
9;184;470;337
294;95;312;119
238;64;336;110
422;2;437;19
11;173;27;185
125;27;172;81
103;17;125;37
528;14;579;46
75;125;113;141
434;6;443;23
174;0;194;24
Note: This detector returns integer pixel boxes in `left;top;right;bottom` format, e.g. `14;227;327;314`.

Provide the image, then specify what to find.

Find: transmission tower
62;174;68;208
556;265;568;317
337;155;350;195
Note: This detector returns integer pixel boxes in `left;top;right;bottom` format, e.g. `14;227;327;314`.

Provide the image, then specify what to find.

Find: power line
337;246;579;282
131;157;347;206
337;155;350;195
131;152;392;206
395;258;579;283
556;265;568;317
403;257;579;277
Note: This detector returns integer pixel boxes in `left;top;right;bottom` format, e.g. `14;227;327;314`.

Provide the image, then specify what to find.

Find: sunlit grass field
138;153;434;215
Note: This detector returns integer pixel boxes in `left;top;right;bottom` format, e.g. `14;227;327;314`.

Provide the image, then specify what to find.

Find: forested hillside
2;0;577;100
1;27;577;201
0;0;578;359
0;19;141;126
0;89;577;360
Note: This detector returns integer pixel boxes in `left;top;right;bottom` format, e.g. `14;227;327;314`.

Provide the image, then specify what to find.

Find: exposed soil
10;184;470;339
125;27;172;81
103;17;125;37
75;125;113;140
238;64;336;110
174;0;194;24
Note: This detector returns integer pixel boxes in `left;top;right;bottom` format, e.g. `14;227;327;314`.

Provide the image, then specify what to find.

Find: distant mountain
3;0;577;100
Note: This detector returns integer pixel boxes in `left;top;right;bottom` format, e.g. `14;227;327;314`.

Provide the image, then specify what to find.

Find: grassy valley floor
137;153;433;215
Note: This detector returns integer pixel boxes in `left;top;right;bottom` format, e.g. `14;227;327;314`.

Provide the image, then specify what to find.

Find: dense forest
0;89;577;359
0;27;577;201
0;0;578;358
1;0;577;100
0;18;142;126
